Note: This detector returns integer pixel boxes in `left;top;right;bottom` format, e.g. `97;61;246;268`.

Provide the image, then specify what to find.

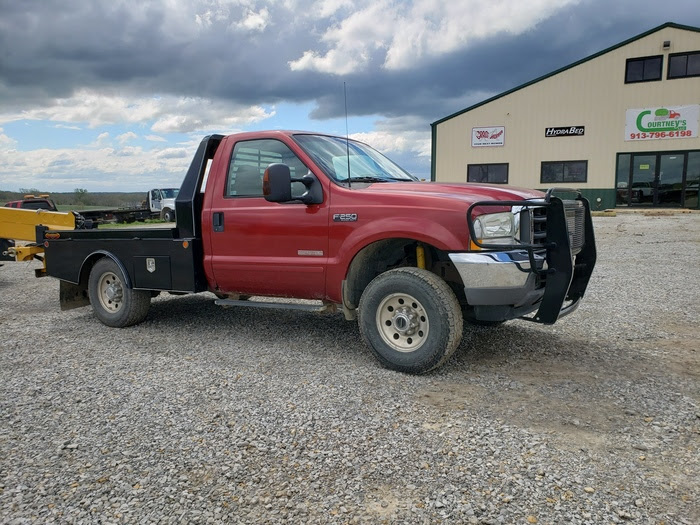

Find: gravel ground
1;212;698;524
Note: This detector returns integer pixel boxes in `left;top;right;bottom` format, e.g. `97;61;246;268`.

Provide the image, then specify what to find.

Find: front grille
564;200;586;254
523;201;586;255
531;206;547;248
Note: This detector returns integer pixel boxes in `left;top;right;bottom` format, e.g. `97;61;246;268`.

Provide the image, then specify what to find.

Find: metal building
431;22;700;210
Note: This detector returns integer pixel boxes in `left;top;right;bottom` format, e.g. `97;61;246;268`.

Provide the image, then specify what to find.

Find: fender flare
78;250;133;289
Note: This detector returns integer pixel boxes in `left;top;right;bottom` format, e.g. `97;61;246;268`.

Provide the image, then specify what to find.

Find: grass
97;219;168;229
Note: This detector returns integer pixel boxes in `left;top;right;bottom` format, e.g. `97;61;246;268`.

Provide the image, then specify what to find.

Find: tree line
0;188;149;209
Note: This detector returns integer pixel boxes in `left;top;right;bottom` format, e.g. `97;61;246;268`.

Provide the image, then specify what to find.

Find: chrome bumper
448;250;546;308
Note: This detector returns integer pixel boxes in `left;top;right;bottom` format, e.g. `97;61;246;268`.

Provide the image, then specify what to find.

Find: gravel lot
1;212;698;524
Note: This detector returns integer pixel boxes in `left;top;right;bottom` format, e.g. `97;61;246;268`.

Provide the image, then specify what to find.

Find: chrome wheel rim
376;293;429;353
97;271;123;313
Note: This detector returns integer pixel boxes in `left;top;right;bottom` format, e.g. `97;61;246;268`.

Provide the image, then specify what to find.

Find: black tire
88;258;151;327
161;209;175;222
358;267;463;374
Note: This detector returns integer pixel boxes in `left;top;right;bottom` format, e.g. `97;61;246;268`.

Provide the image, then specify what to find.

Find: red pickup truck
37;131;596;373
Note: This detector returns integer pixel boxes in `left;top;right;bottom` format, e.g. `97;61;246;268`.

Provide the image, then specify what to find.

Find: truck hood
364;181;545;203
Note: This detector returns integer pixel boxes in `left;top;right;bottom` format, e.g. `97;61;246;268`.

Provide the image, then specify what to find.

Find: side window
226;139;309;197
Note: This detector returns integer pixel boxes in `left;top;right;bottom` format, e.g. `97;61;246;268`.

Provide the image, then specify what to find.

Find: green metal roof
430;22;700;128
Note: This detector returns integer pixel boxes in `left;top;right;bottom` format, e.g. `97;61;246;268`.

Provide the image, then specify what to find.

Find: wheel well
78;252;132;289
343;238;466;311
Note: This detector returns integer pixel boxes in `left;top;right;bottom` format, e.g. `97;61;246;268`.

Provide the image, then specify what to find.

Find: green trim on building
535;189;616;211
430;125;437;181
569;189;617;212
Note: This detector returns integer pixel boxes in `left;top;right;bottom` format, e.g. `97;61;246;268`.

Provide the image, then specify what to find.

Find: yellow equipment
0;207;78;272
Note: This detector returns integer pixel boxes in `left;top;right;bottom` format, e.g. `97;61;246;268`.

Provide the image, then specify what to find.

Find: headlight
472;211;519;247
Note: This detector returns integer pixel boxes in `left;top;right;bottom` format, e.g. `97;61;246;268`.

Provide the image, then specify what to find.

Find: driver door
205;137;330;299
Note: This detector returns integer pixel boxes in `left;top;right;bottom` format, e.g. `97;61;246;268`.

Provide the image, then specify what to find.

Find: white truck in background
148;188;178;222
77;188;179;223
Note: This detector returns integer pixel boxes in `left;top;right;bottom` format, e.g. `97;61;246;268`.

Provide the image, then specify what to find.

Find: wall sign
471;126;505;147
625;105;699;141
545;126;585;137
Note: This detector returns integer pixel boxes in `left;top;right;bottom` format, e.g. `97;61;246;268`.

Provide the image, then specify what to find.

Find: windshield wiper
345;176;398;183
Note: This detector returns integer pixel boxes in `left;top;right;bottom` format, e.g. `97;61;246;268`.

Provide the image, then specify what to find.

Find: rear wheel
358;267;463;374
88;258;151;327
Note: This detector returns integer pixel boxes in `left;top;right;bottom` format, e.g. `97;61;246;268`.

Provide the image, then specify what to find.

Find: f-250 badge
333;213;358;222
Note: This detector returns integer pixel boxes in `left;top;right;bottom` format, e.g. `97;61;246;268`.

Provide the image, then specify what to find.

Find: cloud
233;7;270;32
117;131;138;144
156;148;189;159
94;132;110;146
350;115;431;159
0;128;18;149
1;0;699;191
290;0;581;74
0;143;197;191
1;0;698;126
113;145;144;157
0;90;275;134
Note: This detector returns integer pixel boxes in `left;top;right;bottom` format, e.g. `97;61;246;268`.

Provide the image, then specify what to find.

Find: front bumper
450;191;596;324
450;250;546;311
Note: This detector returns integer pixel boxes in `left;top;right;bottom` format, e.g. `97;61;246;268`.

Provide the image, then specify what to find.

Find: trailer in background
76;188;179;224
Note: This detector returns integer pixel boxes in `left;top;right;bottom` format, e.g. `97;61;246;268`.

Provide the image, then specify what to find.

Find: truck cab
148;188;179;221
5;194;58;211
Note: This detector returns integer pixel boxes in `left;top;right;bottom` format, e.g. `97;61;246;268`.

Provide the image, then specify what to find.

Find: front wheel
358;268;463;374
88;258;151;327
161;208;175;222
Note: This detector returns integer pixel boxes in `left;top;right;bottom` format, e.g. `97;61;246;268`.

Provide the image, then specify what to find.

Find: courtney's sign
625;105;699;141
545;126;584;137
472;126;505;147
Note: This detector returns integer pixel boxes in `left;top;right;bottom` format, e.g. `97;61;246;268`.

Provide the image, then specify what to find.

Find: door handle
213;212;224;232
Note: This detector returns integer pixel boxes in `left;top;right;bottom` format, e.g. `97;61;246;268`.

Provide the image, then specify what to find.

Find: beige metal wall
434;26;700;188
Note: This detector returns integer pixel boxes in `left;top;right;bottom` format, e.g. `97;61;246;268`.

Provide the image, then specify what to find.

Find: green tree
74;188;90;205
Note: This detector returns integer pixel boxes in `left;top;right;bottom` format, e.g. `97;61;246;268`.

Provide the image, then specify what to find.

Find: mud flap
59;280;90;311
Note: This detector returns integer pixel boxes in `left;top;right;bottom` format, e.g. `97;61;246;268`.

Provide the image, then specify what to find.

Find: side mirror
263;164;293;202
264;164;323;205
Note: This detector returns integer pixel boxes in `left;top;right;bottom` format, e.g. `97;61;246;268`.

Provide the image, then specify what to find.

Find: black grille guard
466;188;597;324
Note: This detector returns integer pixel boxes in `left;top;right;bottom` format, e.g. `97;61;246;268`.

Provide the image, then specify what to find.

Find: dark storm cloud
1;0;698;127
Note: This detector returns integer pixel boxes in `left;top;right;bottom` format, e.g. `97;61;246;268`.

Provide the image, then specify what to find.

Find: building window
540;161;587;184
467;163;508;183
668;51;700;79
625;55;662;83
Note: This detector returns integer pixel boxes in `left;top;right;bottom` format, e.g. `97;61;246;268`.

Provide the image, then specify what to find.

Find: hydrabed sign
625;105;699;141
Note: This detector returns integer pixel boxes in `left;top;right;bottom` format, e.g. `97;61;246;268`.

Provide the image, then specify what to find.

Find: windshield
293;134;417;183
160;188;179;198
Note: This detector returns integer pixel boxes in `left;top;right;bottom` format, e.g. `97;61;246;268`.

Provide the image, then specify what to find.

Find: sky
1;0;699;192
